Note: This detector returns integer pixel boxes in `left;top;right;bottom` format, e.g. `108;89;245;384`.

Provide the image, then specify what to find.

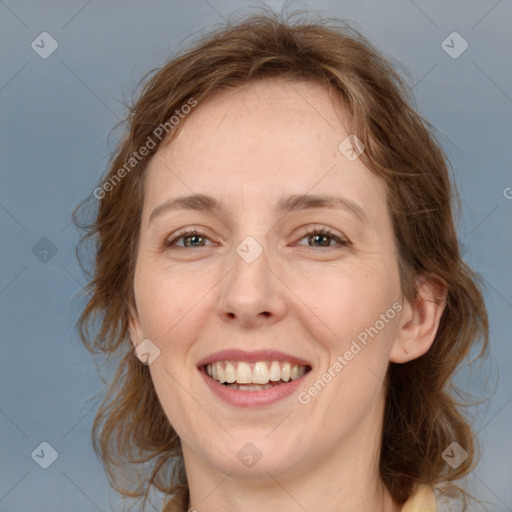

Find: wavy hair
73;9;490;511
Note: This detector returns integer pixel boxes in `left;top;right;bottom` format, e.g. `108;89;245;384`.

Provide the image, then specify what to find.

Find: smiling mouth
204;360;312;391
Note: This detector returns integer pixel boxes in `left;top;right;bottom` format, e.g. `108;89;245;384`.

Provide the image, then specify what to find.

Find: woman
74;11;489;512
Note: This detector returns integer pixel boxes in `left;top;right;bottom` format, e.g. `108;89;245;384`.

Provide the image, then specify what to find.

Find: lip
199;366;309;408
197;349;312;408
196;349;312;367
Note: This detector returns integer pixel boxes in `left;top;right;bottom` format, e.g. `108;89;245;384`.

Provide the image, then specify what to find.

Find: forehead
142;79;388;225
166;79;349;154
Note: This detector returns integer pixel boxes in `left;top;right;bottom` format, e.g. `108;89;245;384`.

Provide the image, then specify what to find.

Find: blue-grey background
0;1;511;511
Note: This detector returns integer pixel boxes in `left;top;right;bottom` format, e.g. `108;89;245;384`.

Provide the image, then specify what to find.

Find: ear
128;304;142;349
390;273;448;363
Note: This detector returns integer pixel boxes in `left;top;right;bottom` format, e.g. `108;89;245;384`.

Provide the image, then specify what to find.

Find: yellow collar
401;485;437;511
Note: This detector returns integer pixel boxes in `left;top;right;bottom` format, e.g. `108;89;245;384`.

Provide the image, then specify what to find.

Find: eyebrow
148;193;370;225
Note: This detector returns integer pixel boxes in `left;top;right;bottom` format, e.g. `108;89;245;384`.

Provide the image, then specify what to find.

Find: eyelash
164;227;350;251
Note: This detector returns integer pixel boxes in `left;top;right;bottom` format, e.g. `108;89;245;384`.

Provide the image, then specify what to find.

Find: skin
129;79;447;512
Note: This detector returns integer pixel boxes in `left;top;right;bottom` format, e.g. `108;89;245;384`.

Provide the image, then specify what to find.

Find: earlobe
390;274;447;364
128;305;142;349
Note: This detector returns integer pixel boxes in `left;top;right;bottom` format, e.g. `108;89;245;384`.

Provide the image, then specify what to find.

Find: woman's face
130;79;406;479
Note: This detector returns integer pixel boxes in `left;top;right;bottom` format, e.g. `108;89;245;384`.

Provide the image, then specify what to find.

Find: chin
198;434;307;479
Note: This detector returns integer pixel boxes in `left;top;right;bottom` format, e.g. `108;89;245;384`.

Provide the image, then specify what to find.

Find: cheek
290;263;400;375
133;268;205;428
294;263;394;330
297;272;399;417
133;263;204;341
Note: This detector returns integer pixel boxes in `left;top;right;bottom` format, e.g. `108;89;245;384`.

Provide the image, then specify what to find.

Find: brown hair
73;9;489;511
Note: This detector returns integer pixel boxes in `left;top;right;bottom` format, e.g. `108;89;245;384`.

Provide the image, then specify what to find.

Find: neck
182;408;403;512
186;474;401;512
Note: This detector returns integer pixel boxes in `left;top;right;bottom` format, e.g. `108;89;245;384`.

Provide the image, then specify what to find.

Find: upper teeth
206;361;307;384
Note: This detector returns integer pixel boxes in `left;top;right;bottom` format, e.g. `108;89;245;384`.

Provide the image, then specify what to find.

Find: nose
216;236;287;329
